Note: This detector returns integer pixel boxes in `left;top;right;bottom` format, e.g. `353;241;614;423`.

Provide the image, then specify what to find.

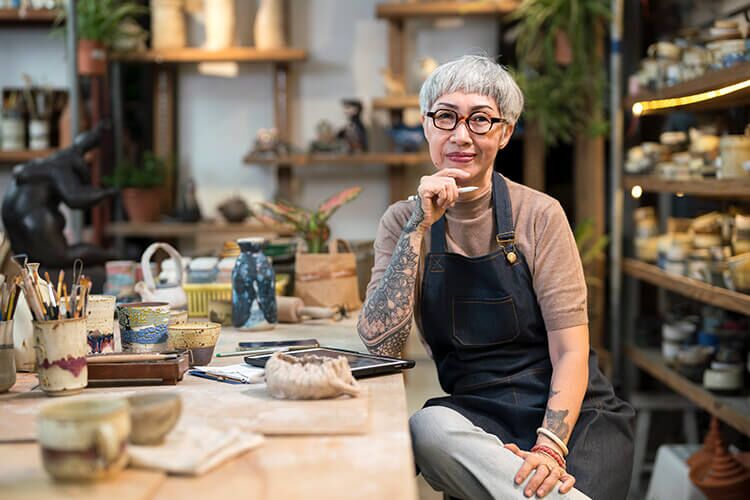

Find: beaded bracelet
531;444;566;469
536;427;569;457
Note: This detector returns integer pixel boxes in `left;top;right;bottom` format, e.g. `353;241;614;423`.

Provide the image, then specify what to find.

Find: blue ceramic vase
232;238;277;330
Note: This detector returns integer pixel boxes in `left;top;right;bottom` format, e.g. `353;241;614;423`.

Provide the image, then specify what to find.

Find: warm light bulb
632;79;750;114
632;102;643;116
676;192;684;198
631;185;643;199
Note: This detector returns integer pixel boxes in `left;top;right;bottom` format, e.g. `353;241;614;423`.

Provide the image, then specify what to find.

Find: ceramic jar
204;0;234;50
85;295;116;354
1;111;24;151
254;0;286;49
38;398;130;481
33;318;88;397
118;302;170;353
718;135;750;179
232;238;277;330
28;118;49;150
0;320;16;392
151;0;186;49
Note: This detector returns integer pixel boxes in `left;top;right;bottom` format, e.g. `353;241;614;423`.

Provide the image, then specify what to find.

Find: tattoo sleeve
357;202;425;357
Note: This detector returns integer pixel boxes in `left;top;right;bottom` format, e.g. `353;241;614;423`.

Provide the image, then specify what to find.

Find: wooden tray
87;351;190;385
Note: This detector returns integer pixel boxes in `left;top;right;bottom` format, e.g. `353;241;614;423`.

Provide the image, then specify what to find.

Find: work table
0;318;419;500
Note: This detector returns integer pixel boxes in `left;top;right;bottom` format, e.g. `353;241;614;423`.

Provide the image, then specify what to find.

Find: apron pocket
452;296;520;347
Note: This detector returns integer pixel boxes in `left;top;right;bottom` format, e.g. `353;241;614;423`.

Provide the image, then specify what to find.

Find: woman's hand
415;168;471;230
504;443;576;498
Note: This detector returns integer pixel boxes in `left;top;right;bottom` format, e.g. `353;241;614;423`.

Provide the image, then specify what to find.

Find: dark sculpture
337;99;368;153
2;123;117;268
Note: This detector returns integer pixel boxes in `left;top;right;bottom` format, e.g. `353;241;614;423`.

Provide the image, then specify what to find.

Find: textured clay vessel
689;430;750;500
127;392;182;445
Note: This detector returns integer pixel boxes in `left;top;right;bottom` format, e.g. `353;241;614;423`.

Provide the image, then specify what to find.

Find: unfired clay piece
264;352;360;400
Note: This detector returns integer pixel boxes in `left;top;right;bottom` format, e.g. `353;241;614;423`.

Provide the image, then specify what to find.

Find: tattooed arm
538;324;590;451
357;168;470;357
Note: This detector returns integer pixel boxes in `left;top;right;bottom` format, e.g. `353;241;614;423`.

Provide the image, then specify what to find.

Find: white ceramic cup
33;318;88;397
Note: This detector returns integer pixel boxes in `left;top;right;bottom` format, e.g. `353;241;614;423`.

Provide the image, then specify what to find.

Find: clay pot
688;417;722;468
127;392;182;445
689;429;750;499
217;196;251;223
167;322;221;366
122;187;163;223
78;40;107;76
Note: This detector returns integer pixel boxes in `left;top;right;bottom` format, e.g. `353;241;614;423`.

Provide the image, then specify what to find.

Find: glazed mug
38;398;130;481
168;322;221;366
0;320;16;392
33;318;88;397
118;302;170;353
85;295;116;354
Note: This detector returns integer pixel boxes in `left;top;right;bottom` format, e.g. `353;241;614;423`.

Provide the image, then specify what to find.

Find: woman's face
422;92;514;187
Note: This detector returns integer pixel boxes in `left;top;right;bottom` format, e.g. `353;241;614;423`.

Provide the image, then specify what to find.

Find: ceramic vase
33;318;88;397
0;320;15;393
232;238;277;330
28;119;50;150
85;295;116;354
204;0;235;50
117;302;170;353
151;0;186;49
254;0;286;49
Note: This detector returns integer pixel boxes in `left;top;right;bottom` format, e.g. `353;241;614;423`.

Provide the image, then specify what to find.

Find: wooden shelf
0;8;59;24
626;345;750;436
376;1;519;19
625;61;750;114
106;221;293;239
110;47;308;64
623;258;750;315
373;95;420;110
623;175;750;198
0;149;58;164
244;152;431;166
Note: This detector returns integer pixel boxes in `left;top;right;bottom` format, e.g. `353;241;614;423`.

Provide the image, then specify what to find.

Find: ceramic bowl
167;322;221;366
168;310;189;326
127;392;182;445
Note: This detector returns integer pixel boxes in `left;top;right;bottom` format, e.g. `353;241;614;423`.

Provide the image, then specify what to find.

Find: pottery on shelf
254;0;286;49
217;196;252;223
127;392;182;445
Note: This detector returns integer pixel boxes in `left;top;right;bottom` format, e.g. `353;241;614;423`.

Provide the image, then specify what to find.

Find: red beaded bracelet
531;444;566;469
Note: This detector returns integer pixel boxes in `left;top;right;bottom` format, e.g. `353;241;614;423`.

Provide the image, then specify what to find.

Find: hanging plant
513;0;611;147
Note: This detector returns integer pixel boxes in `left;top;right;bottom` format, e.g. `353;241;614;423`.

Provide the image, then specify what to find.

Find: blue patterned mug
117;302;170;353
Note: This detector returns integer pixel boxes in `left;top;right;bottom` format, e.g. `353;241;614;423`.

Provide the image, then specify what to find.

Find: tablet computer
238;339;319;350
244;347;416;379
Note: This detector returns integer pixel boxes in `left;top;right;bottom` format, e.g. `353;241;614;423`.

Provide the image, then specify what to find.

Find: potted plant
258;186;362;253
106;152;167;223
56;0;147;76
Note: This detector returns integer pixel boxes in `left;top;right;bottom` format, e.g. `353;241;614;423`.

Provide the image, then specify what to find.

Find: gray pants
410;406;591;500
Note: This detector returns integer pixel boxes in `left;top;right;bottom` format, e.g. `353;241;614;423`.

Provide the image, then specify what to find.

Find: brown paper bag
294;239;362;311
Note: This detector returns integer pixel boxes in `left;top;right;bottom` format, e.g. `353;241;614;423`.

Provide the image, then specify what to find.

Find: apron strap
431;215;447;253
492;172;518;263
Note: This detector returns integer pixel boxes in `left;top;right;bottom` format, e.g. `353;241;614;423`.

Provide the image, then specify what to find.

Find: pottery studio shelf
626;345;750;436
0;149;58;164
243;152;431;166
376;1;520;19
110;47;308;64
623;258;750;315
625;60;750;115
106;221;293;239
0;8;60;25
623;176;750;198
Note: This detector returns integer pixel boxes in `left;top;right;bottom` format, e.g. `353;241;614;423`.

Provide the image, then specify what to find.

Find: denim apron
421;172;634;499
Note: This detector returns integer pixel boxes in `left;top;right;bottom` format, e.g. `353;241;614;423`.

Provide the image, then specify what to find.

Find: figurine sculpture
1;123;117;268
309;120;347;154
337;99;368;153
248;128;293;158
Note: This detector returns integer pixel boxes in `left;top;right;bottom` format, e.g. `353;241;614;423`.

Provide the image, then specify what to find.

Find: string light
676;192;685;198
631;79;750;115
631;185;642;199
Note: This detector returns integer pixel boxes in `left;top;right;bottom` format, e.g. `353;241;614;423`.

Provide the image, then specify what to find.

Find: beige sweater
365;178;588;336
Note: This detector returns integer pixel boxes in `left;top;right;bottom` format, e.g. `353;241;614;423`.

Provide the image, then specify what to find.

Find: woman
357;55;634;500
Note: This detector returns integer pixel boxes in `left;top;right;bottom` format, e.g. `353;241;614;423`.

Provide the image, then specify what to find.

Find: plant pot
78;39;107;76
122;187;163;223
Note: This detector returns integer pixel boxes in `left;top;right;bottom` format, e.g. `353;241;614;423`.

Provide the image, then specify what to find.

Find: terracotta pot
78;39;107;76
122;187;163;223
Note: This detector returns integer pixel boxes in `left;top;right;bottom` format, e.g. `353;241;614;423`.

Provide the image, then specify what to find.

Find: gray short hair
419;55;524;125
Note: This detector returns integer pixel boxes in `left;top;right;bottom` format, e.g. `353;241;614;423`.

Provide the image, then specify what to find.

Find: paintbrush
407;185;479;202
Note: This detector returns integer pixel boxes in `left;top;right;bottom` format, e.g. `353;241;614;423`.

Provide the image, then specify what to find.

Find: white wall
0;1;498;242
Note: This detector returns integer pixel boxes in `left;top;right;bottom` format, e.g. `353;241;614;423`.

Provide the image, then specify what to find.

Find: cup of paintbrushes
33;317;88;396
0;320;16;392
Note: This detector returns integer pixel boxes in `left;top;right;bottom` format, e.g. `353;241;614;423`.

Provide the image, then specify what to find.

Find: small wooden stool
629;392;699;494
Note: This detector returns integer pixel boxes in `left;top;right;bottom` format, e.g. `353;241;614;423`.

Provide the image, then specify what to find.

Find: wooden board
0;444;165;500
623;258;750;315
376;1;519;19
373;95;420;109
623;175;750;198
243;152;431;166
87;352;190;385
0;149;58;164
626;345;750;436
0;8;59;24
111;47;307;63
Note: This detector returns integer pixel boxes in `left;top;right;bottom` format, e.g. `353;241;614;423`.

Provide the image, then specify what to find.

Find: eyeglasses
426;109;508;135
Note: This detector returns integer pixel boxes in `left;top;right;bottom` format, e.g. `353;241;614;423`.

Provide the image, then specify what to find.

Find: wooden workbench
0;319;418;500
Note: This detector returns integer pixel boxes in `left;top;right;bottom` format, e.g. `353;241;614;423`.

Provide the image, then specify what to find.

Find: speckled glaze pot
117;302;170;353
85;295;116;354
33;318;88;397
167;322;221;366
38;398;130;481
